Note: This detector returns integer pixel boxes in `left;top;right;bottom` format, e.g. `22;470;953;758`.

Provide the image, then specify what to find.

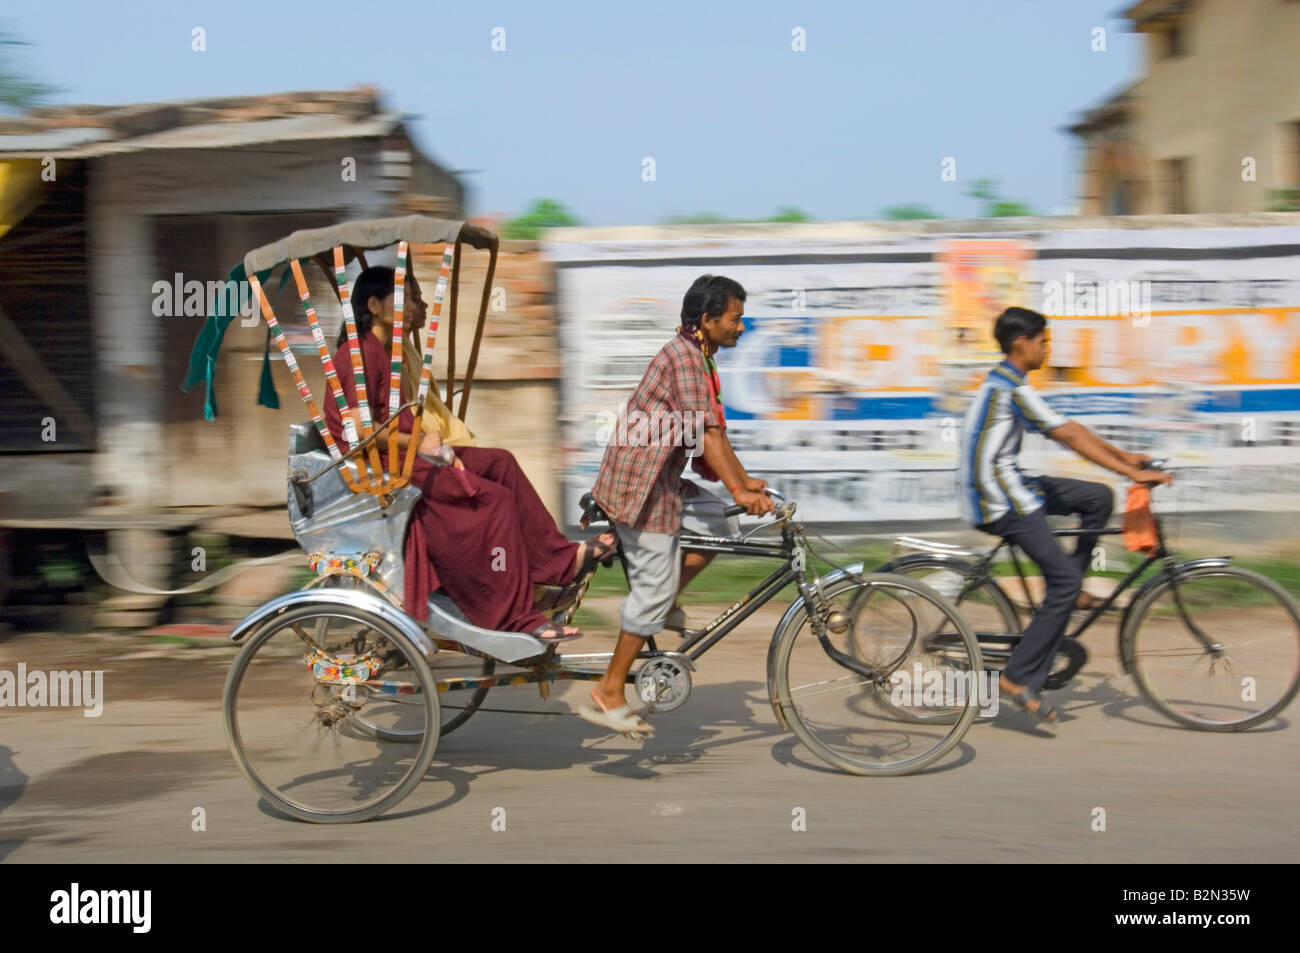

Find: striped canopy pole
291;260;355;445
248;274;361;487
401;243;456;480
416;244;454;405
387;241;408;476
333;246;384;484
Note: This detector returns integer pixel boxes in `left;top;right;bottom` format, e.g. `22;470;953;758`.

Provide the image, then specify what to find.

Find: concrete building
1069;0;1300;215
0;87;469;620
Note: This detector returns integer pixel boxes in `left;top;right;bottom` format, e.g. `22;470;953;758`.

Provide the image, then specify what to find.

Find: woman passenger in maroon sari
322;265;611;639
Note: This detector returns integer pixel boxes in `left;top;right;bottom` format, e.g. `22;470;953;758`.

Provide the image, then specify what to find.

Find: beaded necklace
677;324;726;430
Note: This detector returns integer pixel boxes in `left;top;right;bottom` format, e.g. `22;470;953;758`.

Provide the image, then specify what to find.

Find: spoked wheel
771;573;982;776
429;649;495;736
351;646;495;741
1125;565;1300;730
223;603;440;823
876;555;1020;645
880;555;1086;691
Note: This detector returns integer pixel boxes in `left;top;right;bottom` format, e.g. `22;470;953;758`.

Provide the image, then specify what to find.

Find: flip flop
576;689;654;736
1004;687;1059;724
530;621;582;643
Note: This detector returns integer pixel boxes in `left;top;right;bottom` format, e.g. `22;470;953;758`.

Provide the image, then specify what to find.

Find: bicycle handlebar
723;487;792;519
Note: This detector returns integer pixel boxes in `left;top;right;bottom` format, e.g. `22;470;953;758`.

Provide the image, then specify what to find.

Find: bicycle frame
958;490;1229;658
430;508;882;696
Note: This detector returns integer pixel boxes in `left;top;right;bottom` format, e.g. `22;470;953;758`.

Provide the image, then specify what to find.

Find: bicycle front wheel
770;573;983;776
1126;565;1300;730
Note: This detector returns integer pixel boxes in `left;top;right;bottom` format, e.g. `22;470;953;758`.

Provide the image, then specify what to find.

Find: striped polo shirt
959;360;1069;526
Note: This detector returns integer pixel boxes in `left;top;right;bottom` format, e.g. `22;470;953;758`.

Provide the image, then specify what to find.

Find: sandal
573;533;617;582
530;620;582;643
1003;686;1059;723
1074;592;1118;614
576;688;654;736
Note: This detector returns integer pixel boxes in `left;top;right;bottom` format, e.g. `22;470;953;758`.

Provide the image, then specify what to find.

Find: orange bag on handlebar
1123;484;1157;554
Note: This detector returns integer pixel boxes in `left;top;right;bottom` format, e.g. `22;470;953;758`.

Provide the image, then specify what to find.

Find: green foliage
882;203;941;220
662;207;814;225
0;28;57;111
766;206;811;222
989;200;1035;218
966;177;1035;217
662;211;730;225
1267;187;1300;212
502;198;580;240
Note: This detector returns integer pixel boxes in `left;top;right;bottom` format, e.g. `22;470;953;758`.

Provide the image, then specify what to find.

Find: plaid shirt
592;333;719;533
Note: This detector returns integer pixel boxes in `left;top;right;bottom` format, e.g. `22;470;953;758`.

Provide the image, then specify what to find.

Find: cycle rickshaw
218;216;983;823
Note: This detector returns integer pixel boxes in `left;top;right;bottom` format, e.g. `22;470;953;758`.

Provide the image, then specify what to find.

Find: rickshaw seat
286;422;420;600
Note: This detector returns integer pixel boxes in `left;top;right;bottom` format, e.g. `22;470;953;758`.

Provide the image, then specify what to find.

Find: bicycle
875;462;1300;730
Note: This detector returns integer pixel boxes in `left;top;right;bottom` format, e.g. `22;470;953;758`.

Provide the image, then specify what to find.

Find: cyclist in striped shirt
960;307;1171;723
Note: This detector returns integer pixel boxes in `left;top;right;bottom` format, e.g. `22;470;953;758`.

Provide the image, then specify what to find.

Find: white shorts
614;482;739;637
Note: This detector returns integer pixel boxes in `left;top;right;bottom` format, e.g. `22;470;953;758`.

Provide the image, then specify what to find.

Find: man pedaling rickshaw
578;274;776;735
322;263;616;642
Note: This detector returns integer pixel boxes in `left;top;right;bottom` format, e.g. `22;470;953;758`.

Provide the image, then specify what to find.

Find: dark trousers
976;477;1114;693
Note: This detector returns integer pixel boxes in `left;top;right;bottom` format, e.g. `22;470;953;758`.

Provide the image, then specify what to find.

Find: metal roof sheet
0;112;401;158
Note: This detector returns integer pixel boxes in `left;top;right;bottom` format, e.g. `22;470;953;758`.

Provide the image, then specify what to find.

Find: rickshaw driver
579;275;775;735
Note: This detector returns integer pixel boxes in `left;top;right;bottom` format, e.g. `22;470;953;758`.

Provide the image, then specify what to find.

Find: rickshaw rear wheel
223;602;441;823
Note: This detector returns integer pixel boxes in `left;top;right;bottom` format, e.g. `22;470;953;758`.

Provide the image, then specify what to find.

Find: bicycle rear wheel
1126;565;1300;730
876;554;1020;641
770;573;983;776
353;648;494;741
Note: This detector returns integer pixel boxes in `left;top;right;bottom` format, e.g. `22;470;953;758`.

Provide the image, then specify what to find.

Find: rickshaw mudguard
228;587;439;661
765;562;866;730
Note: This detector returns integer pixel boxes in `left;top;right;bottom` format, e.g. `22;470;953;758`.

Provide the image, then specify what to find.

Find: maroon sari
323;332;578;632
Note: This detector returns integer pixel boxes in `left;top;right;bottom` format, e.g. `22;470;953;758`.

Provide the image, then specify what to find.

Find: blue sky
4;0;1142;224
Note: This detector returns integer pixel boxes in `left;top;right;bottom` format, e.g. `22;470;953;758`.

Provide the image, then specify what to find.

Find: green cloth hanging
180;260;306;420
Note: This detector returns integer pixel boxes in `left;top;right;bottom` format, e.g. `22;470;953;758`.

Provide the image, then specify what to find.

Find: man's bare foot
591;684;628;712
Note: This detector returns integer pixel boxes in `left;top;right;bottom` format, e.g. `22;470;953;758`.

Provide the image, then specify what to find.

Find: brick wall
407;238;567;520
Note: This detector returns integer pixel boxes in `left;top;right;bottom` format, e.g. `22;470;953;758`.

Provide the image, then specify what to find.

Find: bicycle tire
1125;565;1300;730
770;572;982;776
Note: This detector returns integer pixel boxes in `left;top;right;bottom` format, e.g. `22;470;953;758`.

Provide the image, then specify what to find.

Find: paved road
2;596;1296;863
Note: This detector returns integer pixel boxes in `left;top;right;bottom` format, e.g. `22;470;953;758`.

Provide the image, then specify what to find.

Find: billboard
545;225;1300;524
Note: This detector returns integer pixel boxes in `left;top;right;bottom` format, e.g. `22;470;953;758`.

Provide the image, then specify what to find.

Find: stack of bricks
408;240;559;386
406;237;566;518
